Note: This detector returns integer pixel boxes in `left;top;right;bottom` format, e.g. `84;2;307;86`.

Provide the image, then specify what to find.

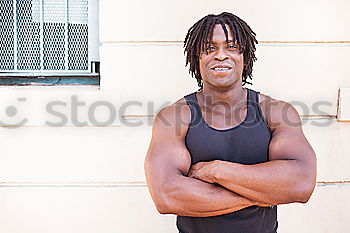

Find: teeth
214;67;230;71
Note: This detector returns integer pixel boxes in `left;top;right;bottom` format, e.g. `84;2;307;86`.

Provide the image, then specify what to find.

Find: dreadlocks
184;12;258;90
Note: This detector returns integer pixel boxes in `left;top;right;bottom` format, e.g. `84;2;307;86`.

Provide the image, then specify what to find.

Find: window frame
0;0;100;86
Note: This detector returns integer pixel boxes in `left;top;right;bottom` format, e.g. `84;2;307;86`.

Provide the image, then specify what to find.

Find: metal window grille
0;0;91;73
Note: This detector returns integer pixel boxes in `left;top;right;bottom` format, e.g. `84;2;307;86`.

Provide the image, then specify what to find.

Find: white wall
1;0;350;232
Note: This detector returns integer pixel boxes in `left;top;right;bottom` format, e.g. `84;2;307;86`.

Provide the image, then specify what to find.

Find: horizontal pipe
0;125;122;128
0;115;338;128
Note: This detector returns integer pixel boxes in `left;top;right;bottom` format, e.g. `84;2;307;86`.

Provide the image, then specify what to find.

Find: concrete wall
1;0;349;232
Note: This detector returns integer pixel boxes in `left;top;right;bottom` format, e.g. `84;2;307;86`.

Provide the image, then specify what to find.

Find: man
144;12;316;233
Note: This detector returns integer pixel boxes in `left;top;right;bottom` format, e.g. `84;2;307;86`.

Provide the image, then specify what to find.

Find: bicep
268;102;316;165
145;138;191;180
144;106;192;194
266;101;317;198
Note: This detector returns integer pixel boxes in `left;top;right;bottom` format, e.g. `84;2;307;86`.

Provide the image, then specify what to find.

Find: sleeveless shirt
177;88;278;233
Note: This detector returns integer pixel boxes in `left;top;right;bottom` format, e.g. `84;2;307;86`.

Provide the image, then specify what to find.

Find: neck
198;83;247;110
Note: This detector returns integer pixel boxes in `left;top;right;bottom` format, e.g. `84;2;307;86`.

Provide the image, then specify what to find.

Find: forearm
155;174;262;217
212;160;316;205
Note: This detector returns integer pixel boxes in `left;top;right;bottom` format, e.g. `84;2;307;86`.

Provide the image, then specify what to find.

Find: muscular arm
144;102;269;217
189;101;317;205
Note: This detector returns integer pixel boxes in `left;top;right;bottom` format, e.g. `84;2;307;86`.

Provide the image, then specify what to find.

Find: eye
227;44;237;49
206;45;216;51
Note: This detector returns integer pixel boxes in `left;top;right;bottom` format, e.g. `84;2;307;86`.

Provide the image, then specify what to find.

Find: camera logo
0;98;28;129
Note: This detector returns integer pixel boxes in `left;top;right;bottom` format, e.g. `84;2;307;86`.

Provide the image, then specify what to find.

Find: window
0;0;100;86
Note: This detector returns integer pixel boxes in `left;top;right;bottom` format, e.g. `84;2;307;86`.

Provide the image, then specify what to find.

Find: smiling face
199;24;244;89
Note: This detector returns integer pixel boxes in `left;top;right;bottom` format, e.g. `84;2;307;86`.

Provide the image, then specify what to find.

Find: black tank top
177;88;278;233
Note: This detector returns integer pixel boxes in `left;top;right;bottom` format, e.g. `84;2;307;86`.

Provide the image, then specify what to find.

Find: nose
214;46;229;61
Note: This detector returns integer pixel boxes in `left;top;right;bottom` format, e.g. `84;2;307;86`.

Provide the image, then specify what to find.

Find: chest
185;123;271;165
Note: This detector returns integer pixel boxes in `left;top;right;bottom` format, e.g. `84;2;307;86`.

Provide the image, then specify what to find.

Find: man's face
199;24;244;89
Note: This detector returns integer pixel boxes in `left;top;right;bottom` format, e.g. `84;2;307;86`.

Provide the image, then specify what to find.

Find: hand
187;161;218;183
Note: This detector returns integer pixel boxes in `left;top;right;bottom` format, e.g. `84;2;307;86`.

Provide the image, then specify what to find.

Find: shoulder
155;97;191;125
153;96;191;139
257;92;302;133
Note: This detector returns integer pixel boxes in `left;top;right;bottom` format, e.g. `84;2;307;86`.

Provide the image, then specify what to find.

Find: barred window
0;0;99;86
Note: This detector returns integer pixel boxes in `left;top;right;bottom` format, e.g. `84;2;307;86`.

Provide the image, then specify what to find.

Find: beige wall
1;0;350;232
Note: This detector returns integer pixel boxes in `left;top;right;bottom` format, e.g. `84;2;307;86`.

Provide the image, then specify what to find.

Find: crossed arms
144;99;317;217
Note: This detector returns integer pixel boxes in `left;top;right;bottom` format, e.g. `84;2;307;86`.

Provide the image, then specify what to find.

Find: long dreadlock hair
184;12;258;90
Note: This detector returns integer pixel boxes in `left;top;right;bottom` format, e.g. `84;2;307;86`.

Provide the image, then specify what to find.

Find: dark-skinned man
144;12;317;233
